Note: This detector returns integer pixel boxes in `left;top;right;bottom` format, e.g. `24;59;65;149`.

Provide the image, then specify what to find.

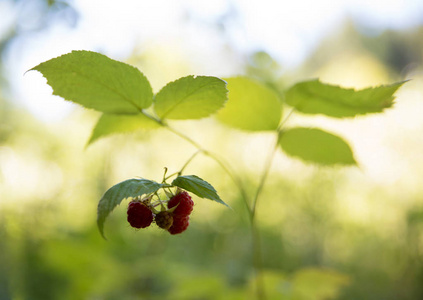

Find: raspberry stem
137;108;296;300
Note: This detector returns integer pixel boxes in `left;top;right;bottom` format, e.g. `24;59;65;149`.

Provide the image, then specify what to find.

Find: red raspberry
168;215;190;235
127;201;154;229
168;191;194;217
155;211;174;230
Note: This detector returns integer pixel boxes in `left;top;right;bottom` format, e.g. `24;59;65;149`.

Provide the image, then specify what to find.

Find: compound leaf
154;76;228;120
31;50;153;114
285;79;406;118
172;175;227;207
87;113;161;145
279;127;356;166
216;77;282;131
97;179;162;238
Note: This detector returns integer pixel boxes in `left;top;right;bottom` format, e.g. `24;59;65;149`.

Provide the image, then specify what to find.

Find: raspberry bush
31;50;407;300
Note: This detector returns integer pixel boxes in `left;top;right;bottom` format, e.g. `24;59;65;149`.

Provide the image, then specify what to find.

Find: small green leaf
87;113;161;145
97;179;162;238
216;77;282;131
285;79;406;118
279;127;356;166
31;50;153;114
154;76;228;120
172;175;227;206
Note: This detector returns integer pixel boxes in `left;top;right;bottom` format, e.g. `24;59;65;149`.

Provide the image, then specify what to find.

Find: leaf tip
97;219;107;240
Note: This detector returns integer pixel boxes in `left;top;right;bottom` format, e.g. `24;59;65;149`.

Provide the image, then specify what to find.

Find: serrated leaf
216;77;282;131
154;76;228;120
279;127;356;166
97;179;162;238
87;113;161;145
285;79;406;118
172;175;227;206
31;50;153;114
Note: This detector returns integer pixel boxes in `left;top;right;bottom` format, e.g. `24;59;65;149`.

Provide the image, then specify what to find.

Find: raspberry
155;211;174;230
168;191;194;217
168;215;190;235
127;201;154;229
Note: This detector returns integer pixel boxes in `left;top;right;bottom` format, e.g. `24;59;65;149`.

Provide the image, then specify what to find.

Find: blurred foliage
1;101;423;299
0;0;77;53
1;3;423;300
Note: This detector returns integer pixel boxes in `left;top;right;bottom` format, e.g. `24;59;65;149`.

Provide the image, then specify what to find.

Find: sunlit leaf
87;113;161;145
216;77;282;131
285;79;406;118
172;175;227;206
97;179;162;238
279;127;356;166
154;76;228;120
31;50;153;113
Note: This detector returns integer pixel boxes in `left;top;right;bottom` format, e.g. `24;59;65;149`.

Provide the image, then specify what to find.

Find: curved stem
178;150;202;176
251;108;295;217
202;149;253;220
251;137;279;219
163;124;204;150
162;123;252;220
249;108;296;300
141;110;297;300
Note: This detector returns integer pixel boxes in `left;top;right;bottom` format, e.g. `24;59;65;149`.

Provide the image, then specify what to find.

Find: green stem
249;108;295;300
201;149;253;220
141;110;299;300
252;223;266;300
251;107;295;216
251;136;280;219
178;150;202;176
163;123;252;220
163;124;204;150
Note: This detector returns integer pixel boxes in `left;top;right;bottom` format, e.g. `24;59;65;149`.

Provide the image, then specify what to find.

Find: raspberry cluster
126;190;194;235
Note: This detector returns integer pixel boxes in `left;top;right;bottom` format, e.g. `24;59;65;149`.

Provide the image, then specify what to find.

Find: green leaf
285;79;406;118
172;175;227;206
216;77;282;131
31;50;153;114
97;179;162;238
87;113;161;145
279;127;356;166
154;76;228;120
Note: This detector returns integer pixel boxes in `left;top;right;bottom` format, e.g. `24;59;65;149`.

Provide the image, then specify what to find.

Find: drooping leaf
285;79;406;118
87;113;161;145
97;179;162;238
279;127;356;166
216;77;282;131
172;175;227;206
31;50;153;114
154;76;228;120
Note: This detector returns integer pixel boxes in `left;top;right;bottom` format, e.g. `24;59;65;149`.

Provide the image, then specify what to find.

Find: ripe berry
127;201;154;229
155;211;174;230
168;191;194;216
168;215;190;235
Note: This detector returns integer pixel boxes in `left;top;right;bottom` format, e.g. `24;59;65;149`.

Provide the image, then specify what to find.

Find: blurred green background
1;0;423;299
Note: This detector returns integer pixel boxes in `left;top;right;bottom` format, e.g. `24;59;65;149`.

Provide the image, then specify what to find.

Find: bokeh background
1;0;423;299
